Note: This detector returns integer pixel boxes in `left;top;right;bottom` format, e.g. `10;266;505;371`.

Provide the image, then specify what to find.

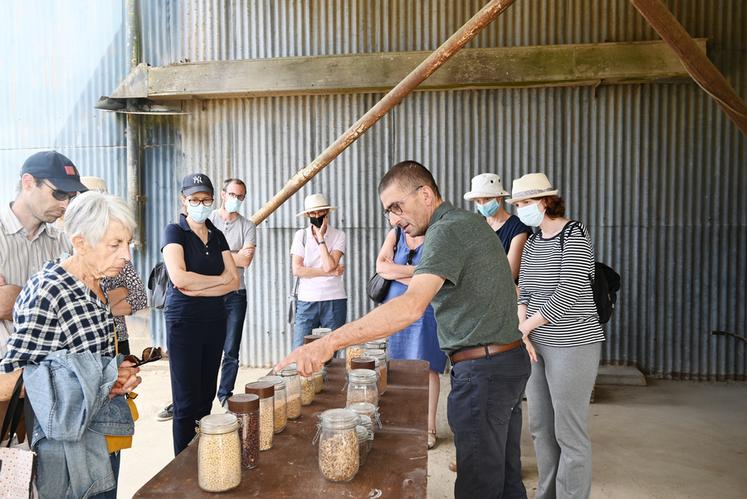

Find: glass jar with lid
244;381;274;451
364;349;388;395
197;413;242;492
350;356;375;371
300;374;315;406
312;369;324;394
258;375;288;433
355;425;373;466
346;401;382;433
227;394;260;469
346;369;379;407
345;344;365;372
279;364;302;419
315;408;360;482
364;340;388;365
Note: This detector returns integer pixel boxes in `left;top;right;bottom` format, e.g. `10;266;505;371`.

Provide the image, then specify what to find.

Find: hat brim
506;189;559;204
182;185;214;196
47;176;88;193
296;206;336;217
463;190;509;201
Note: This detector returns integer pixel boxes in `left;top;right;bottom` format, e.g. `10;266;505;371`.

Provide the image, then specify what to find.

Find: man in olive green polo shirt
277;160;531;499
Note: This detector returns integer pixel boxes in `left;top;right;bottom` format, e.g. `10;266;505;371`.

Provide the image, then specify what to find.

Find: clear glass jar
197;413;242;492
346;402;382;432
312;327;332;336
355;425;372;466
345;344;365;372
300;374;315;406
280;365;302;419
346;369;379;407
316;408;360;482
312;369;324;394
258;375;288;433
365;349;388;395
227;394;259;469
244;381;274;451
364;340;388;365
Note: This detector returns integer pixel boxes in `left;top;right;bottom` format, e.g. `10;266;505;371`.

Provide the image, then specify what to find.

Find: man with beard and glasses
289;193;346;349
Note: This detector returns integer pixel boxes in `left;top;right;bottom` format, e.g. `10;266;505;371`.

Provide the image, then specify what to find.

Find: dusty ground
119;321;747;498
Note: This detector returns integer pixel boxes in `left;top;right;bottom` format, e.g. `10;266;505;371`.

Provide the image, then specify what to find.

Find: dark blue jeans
166;317;226;455
293;299;347;349
217;290;248;404
447;345;531;499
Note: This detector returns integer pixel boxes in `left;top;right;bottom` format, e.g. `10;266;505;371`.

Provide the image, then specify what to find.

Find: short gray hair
64;192;136;246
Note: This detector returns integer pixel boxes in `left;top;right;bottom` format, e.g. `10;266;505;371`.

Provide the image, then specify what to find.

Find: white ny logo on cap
193;175;203;184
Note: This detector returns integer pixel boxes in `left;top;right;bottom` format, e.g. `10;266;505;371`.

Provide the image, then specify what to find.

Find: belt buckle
483;345;491;359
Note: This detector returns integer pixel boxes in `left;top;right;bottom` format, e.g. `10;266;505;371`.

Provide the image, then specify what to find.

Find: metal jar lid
227;393;259;413
348;368;378;384
244;381;275;399
311;327;332;335
279;363;298;377
364;340;387;350
303;334;322;344
350;357;376;371
258;375;287;391
346;402;377;418
199;413;239;435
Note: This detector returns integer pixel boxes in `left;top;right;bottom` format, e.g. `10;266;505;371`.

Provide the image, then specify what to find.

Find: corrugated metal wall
2;0;745;379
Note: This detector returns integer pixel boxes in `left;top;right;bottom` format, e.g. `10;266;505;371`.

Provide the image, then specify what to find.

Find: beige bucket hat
506;173;559;204
296;193;337;217
80;176;108;193
463;173;509;200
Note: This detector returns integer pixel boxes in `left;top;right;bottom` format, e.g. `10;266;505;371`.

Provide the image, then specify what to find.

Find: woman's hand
110;360;141;398
523;335;538;363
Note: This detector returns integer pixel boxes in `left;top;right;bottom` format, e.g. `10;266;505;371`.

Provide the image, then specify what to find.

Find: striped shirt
518;221;605;347
0;202;72;356
1;261;115;373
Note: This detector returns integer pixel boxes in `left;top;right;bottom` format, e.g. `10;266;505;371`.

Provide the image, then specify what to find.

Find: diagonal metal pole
251;0;518;225
630;0;747;136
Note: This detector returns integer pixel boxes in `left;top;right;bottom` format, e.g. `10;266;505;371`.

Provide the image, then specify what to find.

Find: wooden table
134;359;429;497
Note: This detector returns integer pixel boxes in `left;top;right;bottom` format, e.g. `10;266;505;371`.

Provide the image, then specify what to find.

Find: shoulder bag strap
1;374;25;446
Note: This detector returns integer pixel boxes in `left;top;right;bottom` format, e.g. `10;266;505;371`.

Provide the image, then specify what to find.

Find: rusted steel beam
250;0;518;225
630;0;747;136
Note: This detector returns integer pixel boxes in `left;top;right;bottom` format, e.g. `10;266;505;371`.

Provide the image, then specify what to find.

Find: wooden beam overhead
110;40;705;101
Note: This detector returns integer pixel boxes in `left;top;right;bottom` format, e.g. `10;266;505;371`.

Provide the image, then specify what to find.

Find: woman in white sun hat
508;173;605;499
290;193;347;349
464;173;532;281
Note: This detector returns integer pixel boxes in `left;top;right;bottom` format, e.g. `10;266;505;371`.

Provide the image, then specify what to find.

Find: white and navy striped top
518;221;605;347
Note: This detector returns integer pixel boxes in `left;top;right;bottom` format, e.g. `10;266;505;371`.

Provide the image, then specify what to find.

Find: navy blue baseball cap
21;151;87;193
181;173;214;196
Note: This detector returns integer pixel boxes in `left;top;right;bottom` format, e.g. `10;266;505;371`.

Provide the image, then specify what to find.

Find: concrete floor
119;321;747;498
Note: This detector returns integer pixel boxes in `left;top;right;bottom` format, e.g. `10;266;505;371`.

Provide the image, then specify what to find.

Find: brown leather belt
449;340;522;365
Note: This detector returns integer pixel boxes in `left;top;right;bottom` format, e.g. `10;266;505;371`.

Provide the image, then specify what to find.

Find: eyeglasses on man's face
225;191;246;201
187;197;214;207
382;186;423;221
42;180;78;202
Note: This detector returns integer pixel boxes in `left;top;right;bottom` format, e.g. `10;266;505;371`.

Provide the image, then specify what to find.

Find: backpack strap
393;226;402;255
558;221;583;252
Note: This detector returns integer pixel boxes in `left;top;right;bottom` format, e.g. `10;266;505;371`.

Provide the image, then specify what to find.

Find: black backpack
147;262;170;310
528;222;621;324
558;222;620;324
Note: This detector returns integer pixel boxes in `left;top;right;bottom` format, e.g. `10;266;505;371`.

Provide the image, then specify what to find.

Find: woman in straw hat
290;193;347;349
464;173;532;281
507;173;605;499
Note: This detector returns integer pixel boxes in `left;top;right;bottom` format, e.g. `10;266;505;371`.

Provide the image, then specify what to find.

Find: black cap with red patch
21;151;87;193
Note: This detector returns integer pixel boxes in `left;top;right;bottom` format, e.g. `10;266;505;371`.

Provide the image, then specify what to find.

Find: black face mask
309;214;325;228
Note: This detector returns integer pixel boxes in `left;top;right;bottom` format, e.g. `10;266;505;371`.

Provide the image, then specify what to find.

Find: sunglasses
43;180;78;202
406;249;417;265
124;346;163;367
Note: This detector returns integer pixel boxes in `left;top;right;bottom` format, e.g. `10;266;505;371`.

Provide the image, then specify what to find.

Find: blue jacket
23;350;134;499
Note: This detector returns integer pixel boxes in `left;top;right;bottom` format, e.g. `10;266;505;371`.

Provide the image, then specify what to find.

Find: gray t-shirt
414;201;521;354
208;211;256;290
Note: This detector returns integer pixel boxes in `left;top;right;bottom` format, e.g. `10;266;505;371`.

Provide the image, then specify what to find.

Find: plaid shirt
1;261;115;373
101;260;147;341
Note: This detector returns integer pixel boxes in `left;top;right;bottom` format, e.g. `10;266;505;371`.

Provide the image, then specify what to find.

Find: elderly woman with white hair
0;191;142;499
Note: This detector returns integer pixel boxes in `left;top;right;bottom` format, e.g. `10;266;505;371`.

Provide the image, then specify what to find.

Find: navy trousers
217;290;248;404
166;317;226;455
448;345;531;499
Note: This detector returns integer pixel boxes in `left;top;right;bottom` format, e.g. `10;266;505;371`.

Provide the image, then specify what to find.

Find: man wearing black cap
0;151;87;360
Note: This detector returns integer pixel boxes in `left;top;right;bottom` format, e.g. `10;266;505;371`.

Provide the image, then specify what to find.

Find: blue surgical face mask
187;204;213;224
476;199;500;218
517;202;546;227
225;196;243;213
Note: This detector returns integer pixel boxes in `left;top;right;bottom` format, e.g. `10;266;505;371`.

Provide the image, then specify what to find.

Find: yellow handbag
105;325;138;453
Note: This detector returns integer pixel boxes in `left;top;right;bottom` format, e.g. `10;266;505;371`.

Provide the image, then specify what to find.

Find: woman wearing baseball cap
160;173;240;455
464;173;532;281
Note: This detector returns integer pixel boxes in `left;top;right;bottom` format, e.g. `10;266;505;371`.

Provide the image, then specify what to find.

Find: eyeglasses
124;346;163;367
225;192;246;201
406;249;417;265
382;186;423;221
187;198;214;207
43;180;78;202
